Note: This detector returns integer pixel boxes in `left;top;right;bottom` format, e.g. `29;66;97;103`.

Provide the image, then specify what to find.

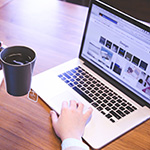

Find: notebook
32;0;150;149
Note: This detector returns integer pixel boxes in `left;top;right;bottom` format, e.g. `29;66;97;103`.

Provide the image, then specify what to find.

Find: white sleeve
61;138;89;150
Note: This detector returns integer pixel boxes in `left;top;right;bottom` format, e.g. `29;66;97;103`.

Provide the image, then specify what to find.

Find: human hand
50;100;93;141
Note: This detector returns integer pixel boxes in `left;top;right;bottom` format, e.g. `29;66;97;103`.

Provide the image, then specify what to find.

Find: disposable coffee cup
0;46;36;96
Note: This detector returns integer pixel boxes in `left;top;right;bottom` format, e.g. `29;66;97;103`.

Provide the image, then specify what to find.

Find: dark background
61;0;150;22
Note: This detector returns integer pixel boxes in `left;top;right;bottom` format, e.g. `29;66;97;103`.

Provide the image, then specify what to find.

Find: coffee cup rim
0;45;36;67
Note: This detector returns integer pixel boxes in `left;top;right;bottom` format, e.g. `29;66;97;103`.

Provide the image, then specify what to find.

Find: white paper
0;70;3;86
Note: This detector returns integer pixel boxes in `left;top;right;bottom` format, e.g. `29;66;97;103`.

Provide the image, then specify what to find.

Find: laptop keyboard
58;66;137;123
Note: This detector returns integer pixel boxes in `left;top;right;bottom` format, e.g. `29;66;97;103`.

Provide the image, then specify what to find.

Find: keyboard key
85;90;90;94
106;114;112;119
102;93;107;97
75;67;79;70
117;99;122;103
121;102;127;106
89;93;94;97
101;82;104;86
108;92;113;96
112;96;117;99
110;100;115;103
68;83;74;87
101;111;106;115
83;78;87;81
93;97;98;100
92;80;97;84
98;90;103;94
119;106;125;111
61;77;66;80
70;79;75;82
73;75;77;78
81;87;86;91
89;78;93;81
80;81;84;84
78;69;82;73
122;99;127;102
74;81;78;85
110;110;121;120
132;106;137;110
81;72;86;75
110;118;115;123
67;71;73;76
96;100;102;104
65;80;69;83
127;102;132;106
86;81;91;84
97;106;103;111
90;84;95;87
91;90;96;93
103;99;108;103
73;87;93;103
58;74;63;78
87;87;92;90
126;106;134;112
105;107;111;111
106;96;111;100
124;110;130;114
116;110;125;117
101;103;106;107
95;93;100;97
77;84;82;88
92;102;99;107
76;78;80;81
115;103;120;107
79;75;84;79
94;87;98;90
96;83;101;87
100;86;105;90
83;84;88;87
107;103;113;107
112;106;117;110
99;96;104;100
85;75;89;78
104;89;109;93
71;69;76;73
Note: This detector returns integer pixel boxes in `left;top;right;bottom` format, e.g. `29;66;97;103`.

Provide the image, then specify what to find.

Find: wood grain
0;0;149;149
0;0;12;8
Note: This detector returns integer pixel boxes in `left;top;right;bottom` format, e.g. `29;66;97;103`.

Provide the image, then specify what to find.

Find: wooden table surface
0;0;150;149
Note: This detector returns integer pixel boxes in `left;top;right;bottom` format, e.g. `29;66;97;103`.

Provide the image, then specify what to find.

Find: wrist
61;138;89;150
61;135;81;141
60;132;82;141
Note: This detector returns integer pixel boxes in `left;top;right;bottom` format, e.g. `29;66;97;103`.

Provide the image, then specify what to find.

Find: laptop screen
80;0;150;104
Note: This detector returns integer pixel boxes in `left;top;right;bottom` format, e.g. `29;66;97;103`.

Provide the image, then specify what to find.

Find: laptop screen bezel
79;0;150;107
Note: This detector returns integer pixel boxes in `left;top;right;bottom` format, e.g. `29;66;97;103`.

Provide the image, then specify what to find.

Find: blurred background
60;0;150;22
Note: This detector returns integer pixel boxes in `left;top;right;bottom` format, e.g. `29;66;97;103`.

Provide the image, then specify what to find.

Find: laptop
32;0;150;149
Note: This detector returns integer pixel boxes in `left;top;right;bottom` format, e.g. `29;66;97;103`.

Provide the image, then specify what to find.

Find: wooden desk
0;0;150;149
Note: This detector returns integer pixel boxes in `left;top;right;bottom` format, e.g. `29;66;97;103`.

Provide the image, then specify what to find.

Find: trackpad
49;91;90;116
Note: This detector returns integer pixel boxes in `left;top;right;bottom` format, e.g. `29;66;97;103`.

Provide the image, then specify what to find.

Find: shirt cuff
61;138;89;150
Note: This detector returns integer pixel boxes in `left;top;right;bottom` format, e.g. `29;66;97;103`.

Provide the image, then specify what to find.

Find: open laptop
32;0;150;149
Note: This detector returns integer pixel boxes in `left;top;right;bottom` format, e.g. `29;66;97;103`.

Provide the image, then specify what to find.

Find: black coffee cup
0;46;36;96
